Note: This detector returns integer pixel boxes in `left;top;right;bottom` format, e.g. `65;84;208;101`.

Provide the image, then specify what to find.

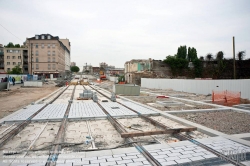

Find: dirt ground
0;84;59;119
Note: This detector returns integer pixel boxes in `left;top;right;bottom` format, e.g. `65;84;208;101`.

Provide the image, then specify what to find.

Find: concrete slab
68;103;106;119
4;104;45;122
32;104;68;121
99;102;137;117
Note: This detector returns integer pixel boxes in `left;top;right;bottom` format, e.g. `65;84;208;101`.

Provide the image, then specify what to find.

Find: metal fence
141;78;250;100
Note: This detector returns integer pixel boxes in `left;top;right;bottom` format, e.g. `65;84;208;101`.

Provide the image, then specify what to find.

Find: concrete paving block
81;164;99;166
174;158;191;164
191;152;206;157
167;152;182;157
156;158;166;162
116;159;133;165
56;164;72;166
126;152;140;156
112;154;126;158
202;154;217;159
98;155;113;159
72;160;90;165
65;159;82;163
90;159;106;164
164;156;180;161
143;144;171;150
142;160;150;165
170;149;184;153
122;156;138;160
106;157;123;162
179;154;193;159
99;161;117;166
180;150;196;155
189;156;205;161
157;151;171;155
126;162;144;166
132;157;147;162
154;155;168;159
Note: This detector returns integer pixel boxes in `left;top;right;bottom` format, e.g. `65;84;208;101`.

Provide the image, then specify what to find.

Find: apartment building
0;44;4;73
3;47;29;74
26;34;70;78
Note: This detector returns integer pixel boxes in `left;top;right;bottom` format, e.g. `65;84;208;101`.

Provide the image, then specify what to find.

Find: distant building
124;58;170;84
99;62;108;69
92;67;100;74
0;44;4;73
83;65;93;74
106;68;124;76
71;62;76;66
3;47;29;74
26;34;71;78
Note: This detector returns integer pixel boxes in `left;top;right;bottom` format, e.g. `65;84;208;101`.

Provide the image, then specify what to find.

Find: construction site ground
0;83;59;119
0;78;249;166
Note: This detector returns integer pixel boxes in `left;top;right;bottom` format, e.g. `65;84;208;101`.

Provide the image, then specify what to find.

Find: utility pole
233;36;236;79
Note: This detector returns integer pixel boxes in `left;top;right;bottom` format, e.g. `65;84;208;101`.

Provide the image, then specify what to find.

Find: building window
52;57;55;62
52;44;55;48
18;62;21;65
48;64;51;70
42;35;45;39
41;44;44;48
7;68;10;71
36;44;38;48
48;44;51;48
52;64;56;69
52;51;55;56
7;56;10;59
7;62;10;65
36;50;39;56
48;57;51;62
7;50;13;53
18;56;21;59
12;56;15;59
36;58;39;62
35;35;39;39
36;64;39;69
47;35;51;39
48;51;50;56
13;62;16;65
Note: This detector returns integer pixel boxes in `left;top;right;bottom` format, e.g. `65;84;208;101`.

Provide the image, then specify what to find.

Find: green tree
216;51;224;61
70;66;80;72
193;59;203;77
177;45;187;59
14;44;21;48
187;47;198;61
8;65;22;74
5;42;15;48
163;55;188;76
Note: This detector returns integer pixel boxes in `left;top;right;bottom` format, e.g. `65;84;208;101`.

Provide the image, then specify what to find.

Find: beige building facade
3;47;29;74
26;34;70;78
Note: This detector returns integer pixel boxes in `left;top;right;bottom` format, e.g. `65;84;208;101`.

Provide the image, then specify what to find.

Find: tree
216;51;224;61
199;56;204;61
237;51;245;61
187;47;198;61
8;65;22;74
5;42;15;48
206;53;213;61
177;45;187;59
163;55;188;76
14;44;21;48
70;66;80;72
193;59;203;77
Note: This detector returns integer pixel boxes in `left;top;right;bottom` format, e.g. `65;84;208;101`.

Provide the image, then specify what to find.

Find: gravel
175;110;250;134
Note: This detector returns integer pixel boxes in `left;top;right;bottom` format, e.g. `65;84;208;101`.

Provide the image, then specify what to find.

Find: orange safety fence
212;90;241;106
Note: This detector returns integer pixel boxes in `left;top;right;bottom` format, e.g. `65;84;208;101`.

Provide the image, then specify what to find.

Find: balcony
0;52;3;56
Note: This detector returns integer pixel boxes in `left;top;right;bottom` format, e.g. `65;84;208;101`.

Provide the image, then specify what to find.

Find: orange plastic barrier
212;90;241;106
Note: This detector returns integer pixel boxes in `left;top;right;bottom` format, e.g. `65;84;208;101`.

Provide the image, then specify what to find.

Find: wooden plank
121;127;197;138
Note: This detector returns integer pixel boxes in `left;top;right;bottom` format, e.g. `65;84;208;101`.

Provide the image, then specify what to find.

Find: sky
0;0;250;68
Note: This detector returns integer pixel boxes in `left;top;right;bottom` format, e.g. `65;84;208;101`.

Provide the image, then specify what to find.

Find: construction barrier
212;90;241;106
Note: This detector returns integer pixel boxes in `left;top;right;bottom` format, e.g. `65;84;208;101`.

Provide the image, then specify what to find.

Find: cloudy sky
0;0;249;68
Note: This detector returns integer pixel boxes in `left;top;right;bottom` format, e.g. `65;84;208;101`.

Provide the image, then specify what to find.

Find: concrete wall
113;84;140;96
141;78;250;100
24;81;43;87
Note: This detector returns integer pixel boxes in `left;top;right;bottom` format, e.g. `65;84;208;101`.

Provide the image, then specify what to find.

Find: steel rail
46;85;76;166
0;86;70;148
